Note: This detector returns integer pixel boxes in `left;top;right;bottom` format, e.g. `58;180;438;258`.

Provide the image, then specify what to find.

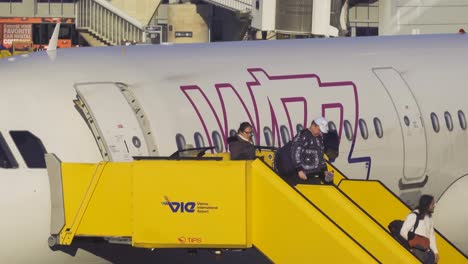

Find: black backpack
323;130;340;161
274;141;295;177
388;212;420;249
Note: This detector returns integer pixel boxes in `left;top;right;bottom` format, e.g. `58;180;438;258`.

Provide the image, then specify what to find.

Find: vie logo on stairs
162;196;196;213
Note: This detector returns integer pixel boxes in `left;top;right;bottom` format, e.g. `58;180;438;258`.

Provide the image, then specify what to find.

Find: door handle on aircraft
398;175;428;190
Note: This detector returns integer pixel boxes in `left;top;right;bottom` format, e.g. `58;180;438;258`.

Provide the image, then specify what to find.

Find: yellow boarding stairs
328;163;468;263
45;150;467;263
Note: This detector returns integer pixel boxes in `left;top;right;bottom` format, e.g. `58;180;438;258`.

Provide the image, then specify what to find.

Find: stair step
79;32;108;47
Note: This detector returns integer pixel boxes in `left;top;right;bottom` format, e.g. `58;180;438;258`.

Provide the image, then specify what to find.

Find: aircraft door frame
372;67;428;189
74;82;157;161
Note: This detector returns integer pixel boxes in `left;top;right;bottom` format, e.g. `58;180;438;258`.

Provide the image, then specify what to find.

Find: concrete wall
251;0;276;31
380;0;468;35
107;0;161;25
167;4;211;44
0;0;75;18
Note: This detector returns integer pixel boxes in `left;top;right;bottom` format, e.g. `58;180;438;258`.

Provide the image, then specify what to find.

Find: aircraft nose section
433;175;468;255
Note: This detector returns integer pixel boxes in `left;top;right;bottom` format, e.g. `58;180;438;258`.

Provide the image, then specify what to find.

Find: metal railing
202;0;252;13
76;0;145;45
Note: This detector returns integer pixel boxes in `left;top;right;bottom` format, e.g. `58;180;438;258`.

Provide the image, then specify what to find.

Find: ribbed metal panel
276;0;313;33
202;0;252;13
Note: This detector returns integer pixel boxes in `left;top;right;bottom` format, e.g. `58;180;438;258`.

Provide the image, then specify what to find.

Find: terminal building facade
0;0;468;49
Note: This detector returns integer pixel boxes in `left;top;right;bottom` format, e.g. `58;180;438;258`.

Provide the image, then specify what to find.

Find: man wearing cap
276;117;334;185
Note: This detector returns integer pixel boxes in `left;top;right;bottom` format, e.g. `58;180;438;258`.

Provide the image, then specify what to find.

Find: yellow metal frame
47;152;466;263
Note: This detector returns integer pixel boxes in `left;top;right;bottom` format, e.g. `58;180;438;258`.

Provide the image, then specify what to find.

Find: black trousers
412;248;435;264
282;170;331;186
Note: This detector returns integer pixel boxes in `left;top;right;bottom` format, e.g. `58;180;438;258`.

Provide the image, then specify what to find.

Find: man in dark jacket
228;122;256;160
275;117;334;185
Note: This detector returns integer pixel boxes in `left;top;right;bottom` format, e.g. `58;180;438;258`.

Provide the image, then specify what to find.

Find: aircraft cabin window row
328;121;337;132
264;127;273;147
445;111;454;131
343;117;384;141
431;113;440;132
194;132;205;149
430;110;466;133
296;124;304;134
212;131;223;153
374;118;384;138
229;129;237;137
280;125;290;144
458;110;467;130
176;133;186;151
344;120;353;141
251;131;257;145
182;117;386;151
359;119;369;140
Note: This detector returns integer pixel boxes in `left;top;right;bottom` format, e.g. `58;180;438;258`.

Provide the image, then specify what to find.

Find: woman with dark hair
400;194;439;263
228;122;256;160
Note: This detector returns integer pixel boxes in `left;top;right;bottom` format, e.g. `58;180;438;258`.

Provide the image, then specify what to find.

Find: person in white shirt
400;194;439;264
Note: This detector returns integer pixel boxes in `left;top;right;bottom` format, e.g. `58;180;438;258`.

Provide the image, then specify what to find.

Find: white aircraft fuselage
0;34;467;263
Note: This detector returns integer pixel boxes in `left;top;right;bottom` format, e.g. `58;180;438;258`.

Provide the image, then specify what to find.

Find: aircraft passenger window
251;131;257;145
212;131;224;153
374;118;384;138
359;119;369;140
229;129;237;137
445;111;454;131
344;120;354;141
0;132;18;169
296;124;304;134
10;131;47;169
280;125;290;144
403;116;410;127
328;121;337;132
263;127;272;146
458;110;467;130
430;113;440;133
175;134;186;151
194;132;205;148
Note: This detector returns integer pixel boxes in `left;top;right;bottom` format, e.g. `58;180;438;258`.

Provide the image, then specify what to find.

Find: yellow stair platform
328;163;467;264
295;184;416;263
45;153;465;263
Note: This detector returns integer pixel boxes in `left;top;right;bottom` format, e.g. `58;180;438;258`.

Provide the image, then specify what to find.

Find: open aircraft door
74;82;157;161
373;68;428;189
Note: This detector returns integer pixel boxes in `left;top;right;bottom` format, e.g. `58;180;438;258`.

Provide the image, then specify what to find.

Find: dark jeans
412;248;435;264
282;171;332;186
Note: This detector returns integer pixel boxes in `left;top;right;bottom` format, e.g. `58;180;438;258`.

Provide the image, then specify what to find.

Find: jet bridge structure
45;153;466;263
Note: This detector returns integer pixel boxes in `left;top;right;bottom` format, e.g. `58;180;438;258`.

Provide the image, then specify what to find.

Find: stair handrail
203;0;253;12
88;0;144;30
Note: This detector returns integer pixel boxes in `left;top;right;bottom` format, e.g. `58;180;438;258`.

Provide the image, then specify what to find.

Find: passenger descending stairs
44;152;466;263
323;162;467;263
76;0;148;46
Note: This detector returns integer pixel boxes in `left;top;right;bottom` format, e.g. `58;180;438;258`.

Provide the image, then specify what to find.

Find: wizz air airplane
0;32;467;263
